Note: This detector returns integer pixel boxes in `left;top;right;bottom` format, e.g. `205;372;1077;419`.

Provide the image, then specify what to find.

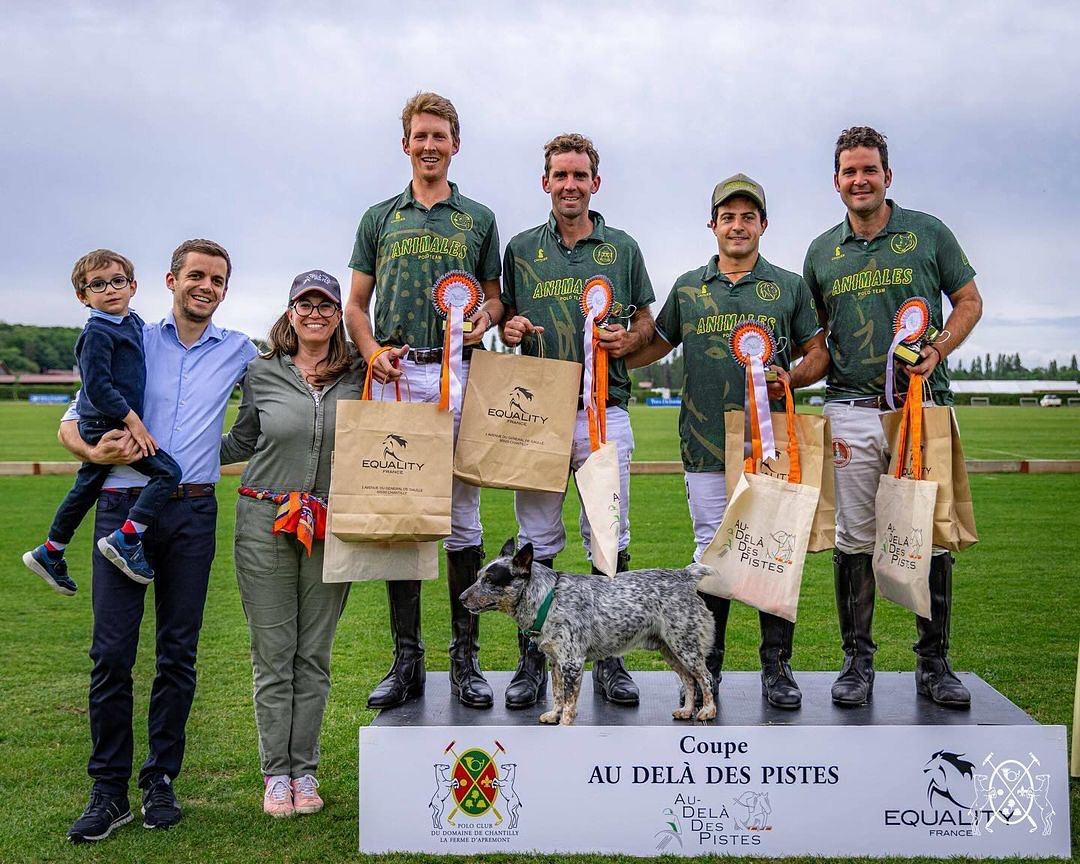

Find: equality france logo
884;748;1055;838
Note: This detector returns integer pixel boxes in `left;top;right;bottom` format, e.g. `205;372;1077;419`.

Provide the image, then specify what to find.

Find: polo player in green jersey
500;133;656;709
344;92;505;711
802;126;983;708
628;174;829;709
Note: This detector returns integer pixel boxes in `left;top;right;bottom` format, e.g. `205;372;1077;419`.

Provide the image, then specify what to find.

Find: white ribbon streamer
447;303;464;412
582;306;598;416
885;323;920;410
748;355;775;459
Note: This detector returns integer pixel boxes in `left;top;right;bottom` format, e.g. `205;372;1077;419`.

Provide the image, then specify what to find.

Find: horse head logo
924;750;975;809
383;433;407;462
509;386;534;414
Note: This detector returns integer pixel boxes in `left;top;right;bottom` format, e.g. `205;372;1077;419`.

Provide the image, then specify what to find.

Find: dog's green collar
522;585;556;638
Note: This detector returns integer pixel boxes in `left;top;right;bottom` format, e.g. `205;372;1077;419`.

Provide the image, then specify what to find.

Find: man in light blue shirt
58;239;256;843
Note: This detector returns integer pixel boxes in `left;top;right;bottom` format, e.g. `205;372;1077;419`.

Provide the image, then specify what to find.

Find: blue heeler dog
460;539;717;726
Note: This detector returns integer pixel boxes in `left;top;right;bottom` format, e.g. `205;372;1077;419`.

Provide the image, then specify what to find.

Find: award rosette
432;270;482;413
581;276;614;449
886;296;934;409
729;320;777;464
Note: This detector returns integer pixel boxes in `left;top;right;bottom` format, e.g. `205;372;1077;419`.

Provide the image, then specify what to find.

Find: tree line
3;323;1077;383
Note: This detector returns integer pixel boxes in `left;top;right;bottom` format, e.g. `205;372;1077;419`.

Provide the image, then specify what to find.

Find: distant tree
1071;355;1078;373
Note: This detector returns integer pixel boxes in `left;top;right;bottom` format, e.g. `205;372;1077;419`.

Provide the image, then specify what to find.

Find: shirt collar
88;308;127;325
545;210;607;243
161;310;224;347
400;180;463;210
703;253;774;284
840;198;906;243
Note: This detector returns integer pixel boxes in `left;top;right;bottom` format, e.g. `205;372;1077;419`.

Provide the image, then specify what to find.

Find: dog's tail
687;563;716;584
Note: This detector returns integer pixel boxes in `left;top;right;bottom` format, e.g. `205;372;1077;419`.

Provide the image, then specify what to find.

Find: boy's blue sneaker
22;545;77;595
97;530;155;585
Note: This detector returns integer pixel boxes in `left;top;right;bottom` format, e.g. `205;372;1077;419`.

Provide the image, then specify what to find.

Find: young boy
22;249;182;594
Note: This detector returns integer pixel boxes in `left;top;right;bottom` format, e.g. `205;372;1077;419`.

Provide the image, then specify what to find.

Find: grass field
0;401;1077;862
4;401;1080;463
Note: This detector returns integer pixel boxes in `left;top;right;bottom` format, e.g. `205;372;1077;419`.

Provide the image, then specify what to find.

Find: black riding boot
592;549;639;704
914;553;971;708
759;611;801;709
505;558;552;709
447;545;493;709
367;579;425;709
831;551;876;705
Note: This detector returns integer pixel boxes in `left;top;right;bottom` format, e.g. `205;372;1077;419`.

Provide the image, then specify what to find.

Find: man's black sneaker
68;791;133;843
142;775;182;829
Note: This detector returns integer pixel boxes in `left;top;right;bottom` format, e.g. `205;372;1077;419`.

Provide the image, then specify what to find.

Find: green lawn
3;401;1079;463
0;402;1077;862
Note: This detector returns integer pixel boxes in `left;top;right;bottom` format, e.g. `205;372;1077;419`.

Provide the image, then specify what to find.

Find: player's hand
908;344;943;378
595;323;638;358
463;309;490;346
90;429;141;465
370;345;407;384
766;366;791;402
501;315;542;348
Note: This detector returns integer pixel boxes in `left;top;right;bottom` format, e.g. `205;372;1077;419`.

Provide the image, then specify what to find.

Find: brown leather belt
405;345;475;365
835;396;890;409
103;483;216;499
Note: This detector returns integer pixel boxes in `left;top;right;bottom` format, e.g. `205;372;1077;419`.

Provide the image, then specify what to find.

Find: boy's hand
123;411;158;457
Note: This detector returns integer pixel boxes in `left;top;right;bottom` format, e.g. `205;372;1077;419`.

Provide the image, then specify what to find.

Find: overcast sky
3;0;1078;367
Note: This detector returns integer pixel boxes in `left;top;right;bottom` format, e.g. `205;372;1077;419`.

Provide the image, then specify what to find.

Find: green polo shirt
501;211;655;408
655;254;821;473
349;181;501;348
802;201;975;404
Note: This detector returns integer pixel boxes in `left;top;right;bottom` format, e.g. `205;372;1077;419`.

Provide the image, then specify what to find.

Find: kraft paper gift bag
881;401;977;551
701;382;819;622
576;440;621;578
726;410;836;552
328;355;454;542
322;494;439;583
453;348;580;492
873;375;937;617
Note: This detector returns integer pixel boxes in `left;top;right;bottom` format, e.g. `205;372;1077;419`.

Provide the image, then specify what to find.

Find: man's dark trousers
87;490;217;794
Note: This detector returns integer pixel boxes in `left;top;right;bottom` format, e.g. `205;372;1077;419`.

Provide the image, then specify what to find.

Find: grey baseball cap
289;269;341;304
711;173;767;219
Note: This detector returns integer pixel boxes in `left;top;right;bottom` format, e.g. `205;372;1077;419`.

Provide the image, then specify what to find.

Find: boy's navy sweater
74;310;147;423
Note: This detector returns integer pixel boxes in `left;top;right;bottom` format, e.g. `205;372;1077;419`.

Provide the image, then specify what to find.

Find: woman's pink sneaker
263;775;294;818
291;775;323;815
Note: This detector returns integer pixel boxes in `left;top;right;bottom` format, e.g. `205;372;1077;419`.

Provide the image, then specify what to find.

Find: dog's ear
499;537;516;558
511;542;534;578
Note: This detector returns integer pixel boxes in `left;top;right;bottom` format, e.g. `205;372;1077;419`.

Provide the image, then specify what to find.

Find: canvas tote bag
873;374;936;617
699;382;820;622
453;344;580;492
725;409;836;552
328;348;454;543
881;395;978;551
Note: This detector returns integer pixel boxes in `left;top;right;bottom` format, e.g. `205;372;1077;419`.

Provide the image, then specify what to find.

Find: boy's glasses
84;275;132;293
291;299;340;318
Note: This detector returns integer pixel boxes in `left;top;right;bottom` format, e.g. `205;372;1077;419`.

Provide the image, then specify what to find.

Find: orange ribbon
895;373;924;480
744;378;801;484
587;326;609;451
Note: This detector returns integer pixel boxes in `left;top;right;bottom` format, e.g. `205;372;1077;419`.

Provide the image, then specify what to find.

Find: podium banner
359;723;1069;857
